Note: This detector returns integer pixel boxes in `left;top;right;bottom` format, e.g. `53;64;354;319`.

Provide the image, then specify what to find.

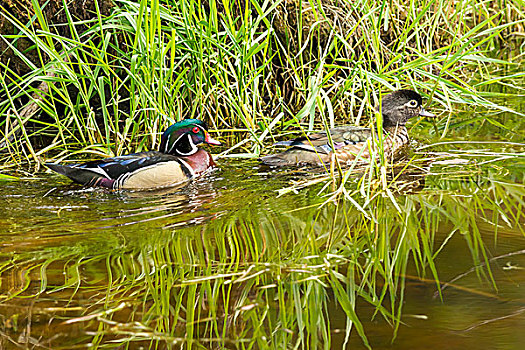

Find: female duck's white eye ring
407;99;418;108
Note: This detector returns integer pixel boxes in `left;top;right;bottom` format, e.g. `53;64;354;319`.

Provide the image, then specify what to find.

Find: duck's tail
45;163;113;188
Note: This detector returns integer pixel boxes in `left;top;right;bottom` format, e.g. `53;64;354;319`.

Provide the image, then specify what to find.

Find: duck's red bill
205;132;221;145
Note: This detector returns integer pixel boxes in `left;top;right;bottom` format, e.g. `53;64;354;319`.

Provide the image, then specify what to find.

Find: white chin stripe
176;134;198;156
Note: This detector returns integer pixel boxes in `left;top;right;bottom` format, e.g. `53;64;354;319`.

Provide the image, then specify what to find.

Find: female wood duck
46;119;221;190
260;89;436;166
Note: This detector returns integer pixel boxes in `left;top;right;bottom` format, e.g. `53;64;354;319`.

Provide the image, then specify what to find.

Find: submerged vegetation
0;0;524;348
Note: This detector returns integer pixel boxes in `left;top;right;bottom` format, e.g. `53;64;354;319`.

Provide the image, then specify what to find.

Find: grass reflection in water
0;154;523;349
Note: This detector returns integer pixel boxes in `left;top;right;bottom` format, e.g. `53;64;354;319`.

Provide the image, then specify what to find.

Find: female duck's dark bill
419;108;436;118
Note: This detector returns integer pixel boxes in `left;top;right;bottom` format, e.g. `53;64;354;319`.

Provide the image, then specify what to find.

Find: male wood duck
260;89;436;166
46;119;221;190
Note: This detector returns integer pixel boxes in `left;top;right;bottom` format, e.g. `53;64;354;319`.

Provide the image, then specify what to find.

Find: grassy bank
0;0;524;168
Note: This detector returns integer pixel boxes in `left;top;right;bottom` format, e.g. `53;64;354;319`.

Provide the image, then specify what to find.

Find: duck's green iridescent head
160;119;221;156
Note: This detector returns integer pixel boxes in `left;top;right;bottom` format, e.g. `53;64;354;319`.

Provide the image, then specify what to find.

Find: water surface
0;109;524;349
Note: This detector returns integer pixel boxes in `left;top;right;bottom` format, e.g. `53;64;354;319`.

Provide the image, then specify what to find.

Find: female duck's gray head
379;89;436;127
160;119;221;156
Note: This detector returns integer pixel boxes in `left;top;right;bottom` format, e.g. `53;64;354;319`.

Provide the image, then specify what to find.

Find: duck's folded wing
324;126;372;143
287;126;372;153
72;152;183;179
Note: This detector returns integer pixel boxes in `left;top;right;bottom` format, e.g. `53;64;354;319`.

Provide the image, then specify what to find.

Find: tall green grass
0;0;523;166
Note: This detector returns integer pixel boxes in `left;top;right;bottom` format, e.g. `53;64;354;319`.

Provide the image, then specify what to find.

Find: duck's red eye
192;126;200;133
